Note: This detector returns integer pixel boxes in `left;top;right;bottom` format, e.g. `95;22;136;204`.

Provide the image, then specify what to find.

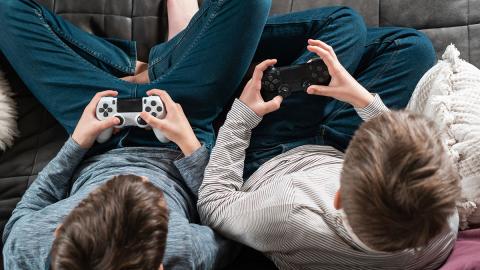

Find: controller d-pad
272;79;280;84
99;108;105;113
268;75;274;81
145;107;152;112
107;108;113;113
103;112;109;118
103;103;108;109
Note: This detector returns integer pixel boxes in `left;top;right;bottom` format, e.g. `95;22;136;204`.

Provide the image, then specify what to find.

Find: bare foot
121;61;150;84
167;0;199;40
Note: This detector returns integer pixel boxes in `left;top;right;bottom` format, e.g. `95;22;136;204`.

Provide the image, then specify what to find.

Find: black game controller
261;58;331;101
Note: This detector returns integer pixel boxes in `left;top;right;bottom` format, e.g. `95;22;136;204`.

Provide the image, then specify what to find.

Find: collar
339;209;380;253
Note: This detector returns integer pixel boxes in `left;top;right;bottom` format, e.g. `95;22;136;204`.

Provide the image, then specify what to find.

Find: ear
334;190;341;210
54;224;63;238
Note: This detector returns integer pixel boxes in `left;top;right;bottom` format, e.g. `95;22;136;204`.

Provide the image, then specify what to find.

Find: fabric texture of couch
1;0;479;269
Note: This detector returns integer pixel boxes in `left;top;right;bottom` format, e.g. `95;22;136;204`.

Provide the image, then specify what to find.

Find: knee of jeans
397;29;437;71
0;0;40;20
240;0;272;16
329;7;367;42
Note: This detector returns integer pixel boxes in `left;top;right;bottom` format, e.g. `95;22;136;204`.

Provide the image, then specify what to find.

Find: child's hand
239;59;283;117
306;39;374;108
72;91;121;149
140;90;201;156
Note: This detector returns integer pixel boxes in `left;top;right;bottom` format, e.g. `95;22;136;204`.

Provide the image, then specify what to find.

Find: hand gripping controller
95;96;169;143
261;58;331;101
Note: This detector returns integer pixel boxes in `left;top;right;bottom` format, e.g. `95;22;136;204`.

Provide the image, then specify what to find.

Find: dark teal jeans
0;0;271;153
0;0;435;170
244;8;436;177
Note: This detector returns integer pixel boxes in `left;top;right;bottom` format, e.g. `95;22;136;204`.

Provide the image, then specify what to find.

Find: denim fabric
244;8;436;178
0;0;271;155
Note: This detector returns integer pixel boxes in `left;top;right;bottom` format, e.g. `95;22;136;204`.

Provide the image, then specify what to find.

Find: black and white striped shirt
198;96;458;270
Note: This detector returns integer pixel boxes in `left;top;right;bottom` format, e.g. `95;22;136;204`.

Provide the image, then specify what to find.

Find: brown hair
51;175;169;270
341;111;460;252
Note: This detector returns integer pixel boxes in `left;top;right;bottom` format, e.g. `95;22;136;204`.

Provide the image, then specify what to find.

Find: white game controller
95;96;169;143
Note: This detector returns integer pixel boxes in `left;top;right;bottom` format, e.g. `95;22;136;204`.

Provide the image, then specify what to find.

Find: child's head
51;175;169;270
339;111;460;252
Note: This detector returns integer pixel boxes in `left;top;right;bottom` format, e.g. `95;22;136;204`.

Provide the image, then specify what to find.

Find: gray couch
1;0;479;269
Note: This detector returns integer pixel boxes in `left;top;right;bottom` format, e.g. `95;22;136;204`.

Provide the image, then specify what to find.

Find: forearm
198;99;262;223
3;137;87;242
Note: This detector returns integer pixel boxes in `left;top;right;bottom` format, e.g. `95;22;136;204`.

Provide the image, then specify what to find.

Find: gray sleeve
173;145;210;198
2;137;87;244
354;94;390;121
189;224;241;269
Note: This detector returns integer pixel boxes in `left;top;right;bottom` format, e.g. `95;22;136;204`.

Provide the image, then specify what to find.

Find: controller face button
137;116;147;126
145;106;152;112
157;106;163;112
272;79;280;84
151;101;157;106
151;112;157;118
269;84;275;91
268;75;274;81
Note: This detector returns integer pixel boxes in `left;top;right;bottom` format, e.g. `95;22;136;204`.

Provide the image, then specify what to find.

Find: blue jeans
244;7;436;178
0;0;271;154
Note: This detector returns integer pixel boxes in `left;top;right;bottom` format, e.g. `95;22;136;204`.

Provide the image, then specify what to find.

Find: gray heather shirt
198;97;459;270
3;139;234;270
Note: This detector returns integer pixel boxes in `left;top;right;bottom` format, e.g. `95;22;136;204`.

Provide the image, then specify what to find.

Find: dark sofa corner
0;0;478;269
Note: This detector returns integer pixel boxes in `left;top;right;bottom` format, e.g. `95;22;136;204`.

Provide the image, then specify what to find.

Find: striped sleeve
354;94;390;121
197;99;293;252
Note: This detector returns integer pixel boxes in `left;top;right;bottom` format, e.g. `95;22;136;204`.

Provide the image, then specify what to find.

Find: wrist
351;87;374;108
71;132;93;149
177;134;201;156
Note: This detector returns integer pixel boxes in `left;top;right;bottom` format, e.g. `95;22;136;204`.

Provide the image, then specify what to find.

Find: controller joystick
95;96;169;143
260;58;331;101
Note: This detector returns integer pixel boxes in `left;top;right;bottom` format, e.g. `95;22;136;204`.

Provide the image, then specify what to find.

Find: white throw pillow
0;69;18;151
407;44;480;230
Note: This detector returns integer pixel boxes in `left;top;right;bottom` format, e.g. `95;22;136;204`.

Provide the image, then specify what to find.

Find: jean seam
148;6;209;67
35;9;135;73
152;0;225;83
50;26;135;74
147;2;219;81
35;9;135;86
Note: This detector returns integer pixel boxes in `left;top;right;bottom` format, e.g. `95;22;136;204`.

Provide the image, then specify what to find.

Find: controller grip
97;128;113;143
153;128;170;143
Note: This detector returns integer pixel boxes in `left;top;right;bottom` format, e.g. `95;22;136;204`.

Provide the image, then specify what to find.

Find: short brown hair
51;175;169;270
341;111;460;252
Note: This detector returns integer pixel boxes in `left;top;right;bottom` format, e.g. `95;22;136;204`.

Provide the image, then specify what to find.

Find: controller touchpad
117;99;143;112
